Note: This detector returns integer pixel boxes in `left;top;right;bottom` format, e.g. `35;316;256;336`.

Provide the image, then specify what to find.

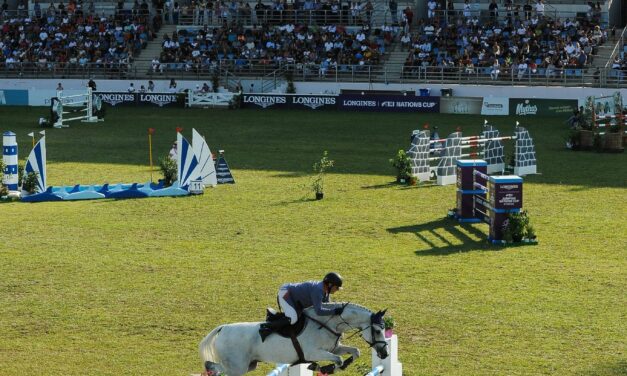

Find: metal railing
0;62;137;79
605;26;627;70
3;60;622;88
177;8;377;27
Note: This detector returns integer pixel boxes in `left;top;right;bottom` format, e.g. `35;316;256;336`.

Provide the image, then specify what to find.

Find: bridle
304;303;387;350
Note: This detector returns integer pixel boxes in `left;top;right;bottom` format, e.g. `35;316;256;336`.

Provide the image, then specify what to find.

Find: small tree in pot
158;155;178;187
21;171;40;195
389;149;413;184
311;151;334;200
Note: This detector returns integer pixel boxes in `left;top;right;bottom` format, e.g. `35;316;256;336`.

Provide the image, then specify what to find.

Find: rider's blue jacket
280;281;335;316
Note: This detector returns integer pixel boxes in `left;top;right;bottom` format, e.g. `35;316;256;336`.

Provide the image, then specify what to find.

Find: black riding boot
259;316;292;342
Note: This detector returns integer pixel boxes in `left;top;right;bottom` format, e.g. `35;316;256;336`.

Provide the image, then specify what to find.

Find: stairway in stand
134;24;178;78
379;43;408;82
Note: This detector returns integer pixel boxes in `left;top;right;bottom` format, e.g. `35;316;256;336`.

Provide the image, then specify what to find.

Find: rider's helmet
323;272;343;289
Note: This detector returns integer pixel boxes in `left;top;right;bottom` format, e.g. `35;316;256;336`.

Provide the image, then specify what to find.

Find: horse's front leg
332;344;360;370
305;349;343;366
332;344;360;359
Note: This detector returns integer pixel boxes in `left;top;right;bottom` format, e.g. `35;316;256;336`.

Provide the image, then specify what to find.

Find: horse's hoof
307;363;319;371
319;364;336;374
340;355;354;370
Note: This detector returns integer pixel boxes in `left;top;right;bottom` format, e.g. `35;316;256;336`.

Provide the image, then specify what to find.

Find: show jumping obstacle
2;131;18;191
366;335;403;376
51;88;104;128
408;122;536;185
453;159;524;243
265;335;402;376
266;363;311;376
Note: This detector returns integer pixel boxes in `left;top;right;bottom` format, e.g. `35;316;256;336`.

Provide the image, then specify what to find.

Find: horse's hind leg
203;361;223;376
219;356;252;376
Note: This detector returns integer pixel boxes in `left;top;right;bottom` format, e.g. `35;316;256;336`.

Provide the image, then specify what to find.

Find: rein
303;303;386;349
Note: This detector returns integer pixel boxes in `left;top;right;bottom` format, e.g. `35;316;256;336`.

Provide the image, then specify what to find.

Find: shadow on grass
270;172;309;178
387;218;507;256
361;182;398;190
361;181;440;190
275;197;319;205
576;360;627;376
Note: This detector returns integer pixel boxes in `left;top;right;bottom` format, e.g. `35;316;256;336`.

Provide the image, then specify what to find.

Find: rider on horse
259;272;345;341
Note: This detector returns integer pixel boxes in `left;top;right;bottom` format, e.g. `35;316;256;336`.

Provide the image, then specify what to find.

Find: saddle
263;308;307;338
259;308;352;375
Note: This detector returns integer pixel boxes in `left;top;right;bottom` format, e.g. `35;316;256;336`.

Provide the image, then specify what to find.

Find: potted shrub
389;149;412;184
21;171;39;195
383;316;395;338
502;210;534;243
311;151;334;200
603;121;624;152
158;155;178;187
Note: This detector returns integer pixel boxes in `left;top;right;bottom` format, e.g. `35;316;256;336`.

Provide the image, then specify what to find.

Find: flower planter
603;133;624;152
315;192;324;200
385;329;394;338
579;130;595;149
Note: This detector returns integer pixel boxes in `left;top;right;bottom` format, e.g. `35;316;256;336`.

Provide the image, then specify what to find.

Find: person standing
389;0;397;24
488;0;498;21
535;0;544;18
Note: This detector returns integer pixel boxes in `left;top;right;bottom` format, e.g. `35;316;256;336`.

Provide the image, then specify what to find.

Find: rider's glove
334;307;344;315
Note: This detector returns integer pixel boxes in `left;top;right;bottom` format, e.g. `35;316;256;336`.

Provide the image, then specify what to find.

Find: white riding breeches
278;287;298;324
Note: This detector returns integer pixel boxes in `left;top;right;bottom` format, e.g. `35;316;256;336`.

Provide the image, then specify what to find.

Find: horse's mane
304;301;373;316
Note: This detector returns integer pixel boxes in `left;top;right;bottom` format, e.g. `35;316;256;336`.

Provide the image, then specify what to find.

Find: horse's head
356;309;388;360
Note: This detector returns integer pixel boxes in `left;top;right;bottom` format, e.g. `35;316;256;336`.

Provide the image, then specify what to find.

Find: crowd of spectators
403;2;611;80
0;0;158;72
152;20;391;75
170;0;377;27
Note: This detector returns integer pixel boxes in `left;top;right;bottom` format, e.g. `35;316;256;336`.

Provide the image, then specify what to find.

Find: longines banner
94;92;184;107
337;94;440;112
241;94;337;110
509;98;577;116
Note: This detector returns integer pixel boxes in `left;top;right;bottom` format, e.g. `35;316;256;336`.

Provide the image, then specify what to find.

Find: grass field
0;106;625;376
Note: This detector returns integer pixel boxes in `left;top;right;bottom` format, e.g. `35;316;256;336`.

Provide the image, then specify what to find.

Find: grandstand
0;0;624;88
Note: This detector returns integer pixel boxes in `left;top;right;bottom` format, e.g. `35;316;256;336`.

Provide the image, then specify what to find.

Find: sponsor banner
95;92;138;107
28;89;88;106
241;94;337;110
481;97;509;116
509;98;578;116
242;94;289;109
0;89;29;105
137;93;182;107
440;96;482;115
337;94;439;112
290;95;337;110
93;92;185;107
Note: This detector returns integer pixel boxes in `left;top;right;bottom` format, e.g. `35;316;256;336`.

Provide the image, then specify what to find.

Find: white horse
199;302;389;376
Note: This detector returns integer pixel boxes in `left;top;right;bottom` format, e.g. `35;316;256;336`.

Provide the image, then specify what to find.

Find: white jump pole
53;88;102;128
268;363;312;376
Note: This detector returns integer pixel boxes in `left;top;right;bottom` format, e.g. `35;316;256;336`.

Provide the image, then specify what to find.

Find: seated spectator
490;59;500;80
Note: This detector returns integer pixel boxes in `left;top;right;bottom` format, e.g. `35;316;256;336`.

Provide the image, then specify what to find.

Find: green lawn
0;106;625;376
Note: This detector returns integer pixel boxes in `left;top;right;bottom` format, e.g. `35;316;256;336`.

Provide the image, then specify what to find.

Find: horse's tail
199;325;223;364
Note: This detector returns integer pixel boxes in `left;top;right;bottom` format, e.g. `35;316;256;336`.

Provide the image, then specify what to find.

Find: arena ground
0;106;625;375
